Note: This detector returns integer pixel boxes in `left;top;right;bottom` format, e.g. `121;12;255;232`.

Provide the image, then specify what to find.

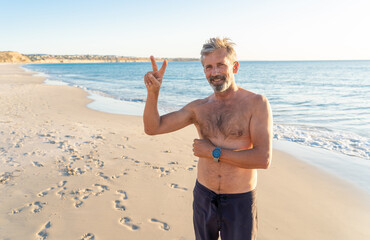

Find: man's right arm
144;94;194;135
143;56;194;135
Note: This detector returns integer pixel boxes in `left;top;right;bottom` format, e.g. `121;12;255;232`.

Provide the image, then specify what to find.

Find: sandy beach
1;64;369;240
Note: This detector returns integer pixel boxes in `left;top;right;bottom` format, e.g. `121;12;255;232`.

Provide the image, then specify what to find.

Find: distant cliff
0;51;198;63
0;51;32;63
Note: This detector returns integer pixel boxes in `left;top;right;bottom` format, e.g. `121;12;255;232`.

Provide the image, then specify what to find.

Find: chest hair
197;103;248;139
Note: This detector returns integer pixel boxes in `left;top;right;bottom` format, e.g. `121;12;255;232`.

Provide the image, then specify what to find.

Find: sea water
23;61;370;161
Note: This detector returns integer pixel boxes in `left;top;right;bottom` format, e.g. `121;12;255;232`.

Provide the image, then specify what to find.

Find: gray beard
211;81;228;92
209;75;228;92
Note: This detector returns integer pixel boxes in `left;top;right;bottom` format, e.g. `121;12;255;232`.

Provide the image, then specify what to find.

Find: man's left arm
193;94;273;169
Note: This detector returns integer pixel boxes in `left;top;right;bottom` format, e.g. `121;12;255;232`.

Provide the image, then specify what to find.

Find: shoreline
1;63;369;239
22;62;370;161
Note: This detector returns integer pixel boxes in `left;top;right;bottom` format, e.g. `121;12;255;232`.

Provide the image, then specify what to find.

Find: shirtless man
143;37;272;240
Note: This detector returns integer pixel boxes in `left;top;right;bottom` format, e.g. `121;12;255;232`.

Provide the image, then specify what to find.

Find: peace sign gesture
144;56;168;94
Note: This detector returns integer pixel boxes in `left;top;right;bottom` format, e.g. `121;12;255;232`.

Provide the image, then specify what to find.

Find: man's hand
193;139;215;159
144;56;167;94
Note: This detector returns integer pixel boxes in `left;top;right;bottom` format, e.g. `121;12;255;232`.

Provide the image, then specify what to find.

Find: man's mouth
209;75;226;84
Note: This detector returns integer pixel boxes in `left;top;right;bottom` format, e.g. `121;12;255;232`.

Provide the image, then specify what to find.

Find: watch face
212;148;221;158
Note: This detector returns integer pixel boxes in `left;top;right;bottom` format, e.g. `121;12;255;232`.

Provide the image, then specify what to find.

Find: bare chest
194;102;252;141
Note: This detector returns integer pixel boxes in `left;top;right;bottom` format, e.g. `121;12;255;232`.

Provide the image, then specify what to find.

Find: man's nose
210;67;220;76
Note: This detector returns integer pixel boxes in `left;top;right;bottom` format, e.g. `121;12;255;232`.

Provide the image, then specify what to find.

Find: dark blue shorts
193;180;258;240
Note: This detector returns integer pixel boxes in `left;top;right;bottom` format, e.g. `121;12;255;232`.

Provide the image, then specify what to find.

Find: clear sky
1;0;369;60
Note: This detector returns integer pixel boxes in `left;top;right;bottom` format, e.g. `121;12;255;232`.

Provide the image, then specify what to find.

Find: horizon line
1;51;369;62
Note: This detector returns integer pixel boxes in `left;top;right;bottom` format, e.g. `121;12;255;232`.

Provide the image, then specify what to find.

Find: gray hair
200;37;237;64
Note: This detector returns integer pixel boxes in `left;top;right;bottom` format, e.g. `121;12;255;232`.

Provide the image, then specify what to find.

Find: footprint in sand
91;134;106;141
70;188;93;208
74;199;84;208
152;166;171;177
0;172;13;184
36;221;51;240
114;200;126;211
80;233;95;240
150;218;170;231
93;184;109;195
70;154;82;162
68;184;109;208
11;201;47;215
62;165;85;176
116;190;128;200
14;140;23;149
114;190;127;211
169;183;188;191
186;166;195;171
117;143;125;149
96;172;110;180
64;135;76;139
111;174;121;179
122;156;140;164
57;180;67;188
159;167;171;177
57;140;68;149
38;180;68;197
93;159;104;168
32;161;44;167
185;164;196;170
5;157;20;167
38;187;55;197
121;169;129;176
56;189;67;200
119;217;140;230
32;201;47;213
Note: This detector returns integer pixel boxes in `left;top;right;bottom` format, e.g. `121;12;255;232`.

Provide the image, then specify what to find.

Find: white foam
44;79;69;86
21;66;50;79
20;65;33;72
86;91;166;116
273;124;370;160
33;71;50;78
86;92;144;116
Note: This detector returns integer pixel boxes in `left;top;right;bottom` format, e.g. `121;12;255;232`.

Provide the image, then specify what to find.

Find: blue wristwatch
212;147;221;162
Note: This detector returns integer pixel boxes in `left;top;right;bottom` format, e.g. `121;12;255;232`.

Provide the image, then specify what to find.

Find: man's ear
233;61;239;74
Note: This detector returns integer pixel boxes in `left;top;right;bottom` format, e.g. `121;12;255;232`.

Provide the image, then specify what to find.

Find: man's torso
191;88;257;194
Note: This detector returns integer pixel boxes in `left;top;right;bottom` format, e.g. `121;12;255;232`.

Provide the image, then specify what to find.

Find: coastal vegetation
0;51;197;63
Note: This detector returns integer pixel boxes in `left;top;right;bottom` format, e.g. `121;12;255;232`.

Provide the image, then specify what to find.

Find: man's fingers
158;59;167;76
144;76;152;86
150;56;158;72
148;73;160;86
144;78;151;86
150;56;167;77
144;73;152;86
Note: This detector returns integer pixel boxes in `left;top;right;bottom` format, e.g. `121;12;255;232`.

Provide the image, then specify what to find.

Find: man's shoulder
238;88;268;101
184;97;210;109
237;88;270;110
251;93;269;105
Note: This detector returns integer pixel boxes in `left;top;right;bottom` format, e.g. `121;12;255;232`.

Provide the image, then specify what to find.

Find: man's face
203;48;236;93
